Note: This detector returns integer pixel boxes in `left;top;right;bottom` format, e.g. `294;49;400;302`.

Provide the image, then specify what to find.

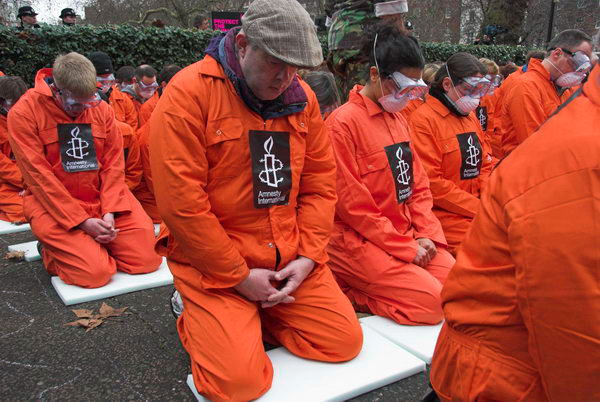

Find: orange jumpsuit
8;69;161;288
430;65;600;402
476;93;500;159
500;59;573;156
149;56;363;401
399;97;424;121
131;123;160;223
137;93;159;127
115;120;142;191
108;86;138;130
488;66;525;158
326;87;455;325
410;94;493;255
0;114;25;222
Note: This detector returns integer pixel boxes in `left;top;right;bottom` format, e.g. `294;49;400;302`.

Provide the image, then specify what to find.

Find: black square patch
384;142;413;203
476;106;488;131
249;130;292;209
456;132;482;180
58;124;99;173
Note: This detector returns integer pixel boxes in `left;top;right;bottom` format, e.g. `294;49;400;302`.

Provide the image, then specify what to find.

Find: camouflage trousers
328;49;371;102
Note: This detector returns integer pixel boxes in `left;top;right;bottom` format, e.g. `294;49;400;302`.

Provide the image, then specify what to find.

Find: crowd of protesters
0;0;598;401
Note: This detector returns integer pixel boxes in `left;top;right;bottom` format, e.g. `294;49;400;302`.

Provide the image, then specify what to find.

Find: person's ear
549;48;562;61
369;66;380;84
236;33;249;58
442;76;453;92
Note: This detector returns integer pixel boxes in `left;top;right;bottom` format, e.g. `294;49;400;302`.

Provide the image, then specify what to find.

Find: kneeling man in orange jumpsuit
326;27;455;326
429;63;600;402
8;53;161;288
0;76;27;223
148;1;363;401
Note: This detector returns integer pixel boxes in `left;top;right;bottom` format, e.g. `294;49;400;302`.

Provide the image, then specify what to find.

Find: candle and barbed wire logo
466;135;481;167
395;146;411;186
259;136;284;188
250;130;292;208
384;142;413;204
477;107;488;131
457;132;482;180
58;124;98;173
65;126;90;160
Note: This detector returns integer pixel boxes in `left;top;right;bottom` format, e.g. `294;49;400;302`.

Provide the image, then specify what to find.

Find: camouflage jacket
327;1;378;52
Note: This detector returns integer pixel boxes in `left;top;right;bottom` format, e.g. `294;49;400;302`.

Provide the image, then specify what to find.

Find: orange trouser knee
0;189;26;223
328;241;455;325
171;260;363;402
30;199;161;288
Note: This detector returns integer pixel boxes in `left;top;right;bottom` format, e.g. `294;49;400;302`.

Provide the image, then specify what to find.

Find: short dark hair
116;66;135;83
135;65;157;81
499;63;518;79
432;52;487;89
0;76;27;102
547;29;592;52
526;50;546;62
361;23;425;78
158;64;182;85
303;71;340;109
193;14;208;28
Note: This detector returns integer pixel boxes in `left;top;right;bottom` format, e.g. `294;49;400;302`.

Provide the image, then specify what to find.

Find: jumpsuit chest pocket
205;118;248;178
357;151;388;177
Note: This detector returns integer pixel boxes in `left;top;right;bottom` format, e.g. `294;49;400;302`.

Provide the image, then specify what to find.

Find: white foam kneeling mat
0;220;31;234
360;316;443;364
8;240;41;262
187;325;425;401
51;257;173;306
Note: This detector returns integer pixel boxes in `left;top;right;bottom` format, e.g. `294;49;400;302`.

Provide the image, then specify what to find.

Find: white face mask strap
373;33;387;97
547;58;565;76
445;63;460;94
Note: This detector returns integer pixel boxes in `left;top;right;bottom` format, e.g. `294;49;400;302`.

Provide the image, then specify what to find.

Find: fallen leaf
65;303;129;332
71;309;94;318
98;302;128;319
4;251;26;261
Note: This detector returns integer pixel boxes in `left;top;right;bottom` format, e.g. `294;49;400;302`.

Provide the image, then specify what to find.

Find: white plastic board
154;224;160;236
360;316;443;364
8;240;41;262
0;221;31;235
187;325;425;402
51;257;173;305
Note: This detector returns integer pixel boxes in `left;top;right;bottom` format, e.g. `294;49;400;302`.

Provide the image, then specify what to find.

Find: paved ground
0;230;430;401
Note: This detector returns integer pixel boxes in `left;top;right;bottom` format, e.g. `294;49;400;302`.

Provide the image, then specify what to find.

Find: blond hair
423;63;441;85
53;52;97;97
478;58;500;75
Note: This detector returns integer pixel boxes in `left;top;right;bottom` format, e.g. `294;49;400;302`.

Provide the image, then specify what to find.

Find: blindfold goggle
97;74;116;87
137;80;159;90
388;71;429;100
564;49;592;73
456;76;492;98
57;89;102;111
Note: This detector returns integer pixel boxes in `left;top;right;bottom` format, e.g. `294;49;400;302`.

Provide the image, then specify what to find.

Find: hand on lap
262;256;315;308
416;238;437;259
412;244;432;268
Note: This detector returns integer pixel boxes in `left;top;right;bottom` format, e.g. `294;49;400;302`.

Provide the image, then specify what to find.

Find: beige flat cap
242;0;323;68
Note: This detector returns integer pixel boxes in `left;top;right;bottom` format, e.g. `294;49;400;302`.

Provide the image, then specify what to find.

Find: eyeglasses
388;71;429;100
557;48;592;73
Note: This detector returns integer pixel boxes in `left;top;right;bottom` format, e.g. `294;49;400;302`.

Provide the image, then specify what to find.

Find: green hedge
0;25;526;84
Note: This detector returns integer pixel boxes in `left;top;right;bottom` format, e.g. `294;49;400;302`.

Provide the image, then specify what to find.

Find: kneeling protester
148;1;363;400
8;53;162;288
